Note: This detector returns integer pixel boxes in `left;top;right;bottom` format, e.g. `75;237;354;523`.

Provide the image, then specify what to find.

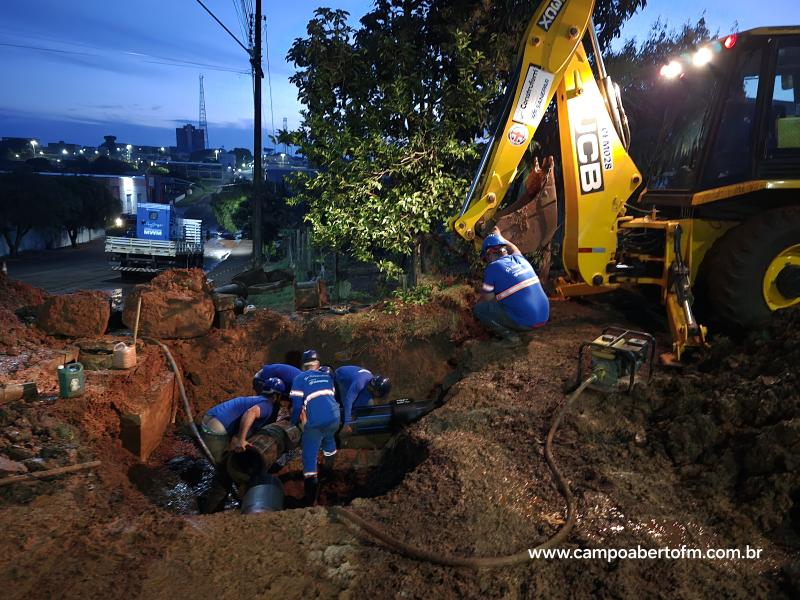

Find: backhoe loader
450;0;800;358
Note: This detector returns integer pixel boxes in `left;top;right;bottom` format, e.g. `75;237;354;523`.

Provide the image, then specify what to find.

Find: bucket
57;362;85;398
112;342;137;369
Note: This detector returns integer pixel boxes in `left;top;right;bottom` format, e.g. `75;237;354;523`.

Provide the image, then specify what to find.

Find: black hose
144;337;216;465
333;374;599;568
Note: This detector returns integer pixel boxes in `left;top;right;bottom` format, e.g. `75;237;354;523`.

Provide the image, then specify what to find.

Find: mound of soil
36;291;110;338
640;307;800;533
123;269;215;339
0;273;49;312
1;284;798;599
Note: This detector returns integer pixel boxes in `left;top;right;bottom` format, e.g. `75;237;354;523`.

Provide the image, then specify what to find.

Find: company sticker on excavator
512;65;554;129
507;124;529;146
574;117;605;194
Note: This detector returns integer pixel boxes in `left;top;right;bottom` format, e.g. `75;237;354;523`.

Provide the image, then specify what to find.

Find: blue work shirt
290;370;340;428
335;365;374;424
255;363;302;391
206;395;275;436
482;254;549;327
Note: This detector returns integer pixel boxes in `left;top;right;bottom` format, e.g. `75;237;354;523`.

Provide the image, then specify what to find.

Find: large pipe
351;398;437;435
240;473;284;514
226;420;302;484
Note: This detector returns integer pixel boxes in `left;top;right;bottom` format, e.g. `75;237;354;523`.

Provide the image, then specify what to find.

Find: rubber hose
144;337;217;465
333;373;599;568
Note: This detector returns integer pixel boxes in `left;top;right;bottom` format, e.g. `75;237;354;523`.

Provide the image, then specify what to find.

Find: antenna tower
199;74;209;148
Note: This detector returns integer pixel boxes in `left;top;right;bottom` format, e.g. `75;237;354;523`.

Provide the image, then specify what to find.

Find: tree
286;0;647;279
56;177;120;248
0;173;59;256
211;183;303;243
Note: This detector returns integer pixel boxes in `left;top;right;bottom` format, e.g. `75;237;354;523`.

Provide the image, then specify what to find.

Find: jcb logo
537;0;565;32
575;118;605;194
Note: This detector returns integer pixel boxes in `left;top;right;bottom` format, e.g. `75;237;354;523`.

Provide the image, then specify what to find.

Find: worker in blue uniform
334;366;391;433
290;349;341;505
473;229;549;344
252;363;302;397
197;377;285;513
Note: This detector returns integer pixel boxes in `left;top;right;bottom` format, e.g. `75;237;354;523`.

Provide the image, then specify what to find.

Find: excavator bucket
492;155;558;255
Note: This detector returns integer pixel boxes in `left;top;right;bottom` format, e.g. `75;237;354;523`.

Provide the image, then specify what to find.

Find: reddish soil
0;274;798;599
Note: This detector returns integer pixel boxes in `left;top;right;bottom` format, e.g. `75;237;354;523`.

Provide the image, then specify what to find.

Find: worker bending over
253;362;301;397
334;366;391;433
197;377;287;513
474;229;549;343
290;349;341;505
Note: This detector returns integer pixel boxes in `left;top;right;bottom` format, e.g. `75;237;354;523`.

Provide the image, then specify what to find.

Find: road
3;237;254;297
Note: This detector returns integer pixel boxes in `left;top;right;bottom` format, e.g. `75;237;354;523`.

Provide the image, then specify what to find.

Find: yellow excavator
450;0;800;358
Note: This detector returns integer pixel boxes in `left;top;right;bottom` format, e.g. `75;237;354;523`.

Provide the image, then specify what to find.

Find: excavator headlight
659;60;683;79
692;47;713;67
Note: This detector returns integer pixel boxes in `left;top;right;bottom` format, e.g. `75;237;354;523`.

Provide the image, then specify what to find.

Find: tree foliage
286;0;646;277
55;177;120;248
211;184;303;242
0;173;119;255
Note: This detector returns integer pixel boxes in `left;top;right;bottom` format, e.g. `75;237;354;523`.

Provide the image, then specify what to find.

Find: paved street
3;237;254;295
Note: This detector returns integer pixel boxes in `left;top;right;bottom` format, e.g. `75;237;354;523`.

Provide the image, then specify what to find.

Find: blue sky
0;0;796;150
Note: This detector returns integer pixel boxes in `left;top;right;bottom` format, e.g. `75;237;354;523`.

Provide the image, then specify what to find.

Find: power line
194;0;249;54
0;40;248;74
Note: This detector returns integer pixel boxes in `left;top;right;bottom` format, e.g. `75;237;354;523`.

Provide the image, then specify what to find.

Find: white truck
105;203;204;274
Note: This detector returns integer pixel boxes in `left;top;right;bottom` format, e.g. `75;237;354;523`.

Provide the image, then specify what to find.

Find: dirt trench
1;275;799;599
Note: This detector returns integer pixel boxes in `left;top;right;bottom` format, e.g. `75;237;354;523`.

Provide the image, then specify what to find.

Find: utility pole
251;0;264;267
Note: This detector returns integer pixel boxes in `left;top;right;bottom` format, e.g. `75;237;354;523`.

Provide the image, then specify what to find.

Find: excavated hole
128;423;432;514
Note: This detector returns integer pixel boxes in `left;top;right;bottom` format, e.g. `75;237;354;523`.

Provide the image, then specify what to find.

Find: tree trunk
68;228;79;248
2;229;16;258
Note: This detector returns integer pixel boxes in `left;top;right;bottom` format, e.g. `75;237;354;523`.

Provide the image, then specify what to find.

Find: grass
248;286;295;312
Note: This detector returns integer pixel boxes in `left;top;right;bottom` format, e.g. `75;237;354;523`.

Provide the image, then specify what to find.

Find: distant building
175;124;205;154
0;137;38;160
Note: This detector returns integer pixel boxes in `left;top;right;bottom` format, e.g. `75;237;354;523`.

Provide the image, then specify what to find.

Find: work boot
303;476;320;507
320;453;336;481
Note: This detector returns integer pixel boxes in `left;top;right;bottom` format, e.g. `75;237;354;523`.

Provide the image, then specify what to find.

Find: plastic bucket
57;362;85;398
112;342;137;369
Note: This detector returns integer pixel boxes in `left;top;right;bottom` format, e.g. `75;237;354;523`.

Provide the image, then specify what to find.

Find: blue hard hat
481;233;508;257
318;365;333;376
368;375;391;398
261;377;286;396
302;349;319;364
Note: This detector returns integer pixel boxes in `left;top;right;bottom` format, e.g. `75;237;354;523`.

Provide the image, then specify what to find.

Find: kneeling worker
291;351;340;505
198;378;286;513
474;229;549;343
334;366;391;433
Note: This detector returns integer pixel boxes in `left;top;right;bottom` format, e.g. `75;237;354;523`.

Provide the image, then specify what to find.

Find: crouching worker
334;366;391;434
197;378;286;513
473;230;549;344
291;352;340;506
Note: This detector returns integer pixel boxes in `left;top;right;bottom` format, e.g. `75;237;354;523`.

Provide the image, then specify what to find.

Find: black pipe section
351;398;437;436
240;473;284;514
213;282;248;298
227;421;302;482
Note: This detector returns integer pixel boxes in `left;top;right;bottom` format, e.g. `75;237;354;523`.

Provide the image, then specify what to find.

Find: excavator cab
640;28;800;328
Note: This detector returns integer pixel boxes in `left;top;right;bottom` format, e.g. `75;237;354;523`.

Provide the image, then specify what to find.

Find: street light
62;149;68;155
30;140;37;157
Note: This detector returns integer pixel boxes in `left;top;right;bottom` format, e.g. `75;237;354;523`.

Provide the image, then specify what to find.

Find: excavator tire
706;206;800;328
